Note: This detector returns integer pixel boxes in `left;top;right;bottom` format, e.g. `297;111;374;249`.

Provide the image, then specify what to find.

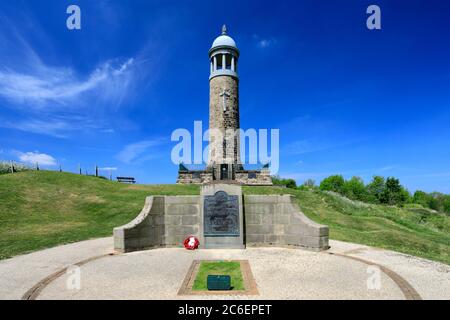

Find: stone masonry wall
113;196;165;253
177;172;213;184
163;196;201;246
209;76;240;165
235;170;273;186
114;192;329;252
114;196;201;253
244;195;329;251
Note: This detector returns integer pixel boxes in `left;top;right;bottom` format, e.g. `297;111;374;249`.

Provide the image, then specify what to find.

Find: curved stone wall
113;193;329;253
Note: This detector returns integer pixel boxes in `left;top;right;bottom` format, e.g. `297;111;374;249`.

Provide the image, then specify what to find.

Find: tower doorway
220;164;229;180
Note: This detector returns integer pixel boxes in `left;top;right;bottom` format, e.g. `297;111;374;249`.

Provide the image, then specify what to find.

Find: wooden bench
117;177;136;184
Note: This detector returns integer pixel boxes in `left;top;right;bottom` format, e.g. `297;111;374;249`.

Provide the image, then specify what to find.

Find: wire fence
0;160;117;181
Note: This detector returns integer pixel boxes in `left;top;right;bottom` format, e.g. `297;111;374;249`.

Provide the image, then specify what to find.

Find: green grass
0;171;199;260
0;171;449;265
244;186;450;265
192;261;244;291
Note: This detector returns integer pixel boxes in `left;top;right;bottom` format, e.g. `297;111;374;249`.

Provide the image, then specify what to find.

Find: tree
443;196;450;214
382;177;409;205
343;176;368;201
319;175;345;193
429;192;446;212
285;179;297;189
366;176;386;203
413;190;431;207
303;179;316;188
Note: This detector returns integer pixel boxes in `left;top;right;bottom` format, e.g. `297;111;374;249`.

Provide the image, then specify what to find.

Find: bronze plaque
204;191;239;236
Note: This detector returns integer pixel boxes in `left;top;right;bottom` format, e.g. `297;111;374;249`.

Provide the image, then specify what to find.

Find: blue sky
0;0;450;193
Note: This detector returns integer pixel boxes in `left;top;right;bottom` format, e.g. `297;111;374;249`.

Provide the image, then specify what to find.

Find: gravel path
0;238;448;300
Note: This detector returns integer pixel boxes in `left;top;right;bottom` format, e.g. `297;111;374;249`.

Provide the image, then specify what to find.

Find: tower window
216;54;223;70
225;54;232;69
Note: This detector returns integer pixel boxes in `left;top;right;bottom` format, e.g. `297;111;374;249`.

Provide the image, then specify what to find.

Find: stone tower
176;25;272;186
207;25;241;180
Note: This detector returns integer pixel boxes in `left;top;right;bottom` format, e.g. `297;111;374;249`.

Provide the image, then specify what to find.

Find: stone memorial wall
114;184;329;252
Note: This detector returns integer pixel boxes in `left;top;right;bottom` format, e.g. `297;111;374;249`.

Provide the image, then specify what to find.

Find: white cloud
116;139;165;164
99;167;118;171
0;115;111;138
0;58;136;109
258;39;272;48
252;35;277;49
17;151;57;166
0;14;158;138
377;165;397;172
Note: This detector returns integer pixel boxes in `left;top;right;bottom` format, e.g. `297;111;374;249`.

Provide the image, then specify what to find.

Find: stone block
274;214;290;224
245;214;261;224
279;235;329;249
123;227;141;239
244;195;278;204
165;215;182;226
274;224;285;234
276;203;295;214
277;195;293;203
140;237;154;248
264;235;279;243
181;225;199;235
245;203;275;215
163;234;178;245
114;235;124;250
246;234;265;243
153;215;165;225
246;224;273;235
165;196;200;205
286;223;328;237
166;204;199;215
181;215;199;225
123;238;140;249
150;199;165;214
261;214;274;225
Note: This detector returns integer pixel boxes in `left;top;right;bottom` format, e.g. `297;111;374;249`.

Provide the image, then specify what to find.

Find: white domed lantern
209;25;239;80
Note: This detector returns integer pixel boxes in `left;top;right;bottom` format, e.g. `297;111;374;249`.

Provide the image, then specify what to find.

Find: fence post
10;161;14;174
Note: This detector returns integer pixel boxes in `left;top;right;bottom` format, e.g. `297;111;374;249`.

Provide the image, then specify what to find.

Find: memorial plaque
204;191;239;236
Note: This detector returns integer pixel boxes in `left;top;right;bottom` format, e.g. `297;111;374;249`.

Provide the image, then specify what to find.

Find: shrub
271;175;297;189
0;161;33;175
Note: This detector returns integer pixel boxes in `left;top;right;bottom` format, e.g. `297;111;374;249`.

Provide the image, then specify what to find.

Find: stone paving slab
0;238;449;300
37;247;404;300
0;237;113;300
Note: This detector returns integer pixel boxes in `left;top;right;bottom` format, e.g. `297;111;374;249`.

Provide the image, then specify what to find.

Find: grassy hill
0;171;449;264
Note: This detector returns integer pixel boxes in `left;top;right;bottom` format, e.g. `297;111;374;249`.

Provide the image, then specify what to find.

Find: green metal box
207;275;231;290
